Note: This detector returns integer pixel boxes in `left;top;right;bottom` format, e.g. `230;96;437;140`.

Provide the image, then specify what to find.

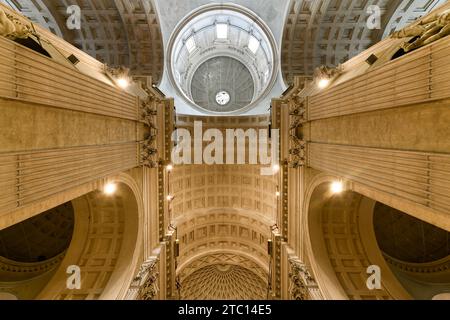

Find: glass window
248;35;260;54
216;23;228;39
186;37;196;53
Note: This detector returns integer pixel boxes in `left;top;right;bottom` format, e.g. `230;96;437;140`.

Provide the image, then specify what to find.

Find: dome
168;4;277;115
191;56;255;112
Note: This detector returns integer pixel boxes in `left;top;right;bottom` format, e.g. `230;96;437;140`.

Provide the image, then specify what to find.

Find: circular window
216;91;230;106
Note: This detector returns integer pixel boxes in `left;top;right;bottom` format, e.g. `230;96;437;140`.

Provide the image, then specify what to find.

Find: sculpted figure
0;8;15;37
392;9;450;52
313;65;342;80
0;7;31;38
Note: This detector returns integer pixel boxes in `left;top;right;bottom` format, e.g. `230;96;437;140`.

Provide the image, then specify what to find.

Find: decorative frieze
287;87;307;169
139;87;160;169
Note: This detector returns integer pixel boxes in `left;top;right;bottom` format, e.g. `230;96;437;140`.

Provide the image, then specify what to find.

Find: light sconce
314;65;341;90
317;78;330;89
104;65;131;90
330;181;344;194
103;182;117;195
117;77;130;89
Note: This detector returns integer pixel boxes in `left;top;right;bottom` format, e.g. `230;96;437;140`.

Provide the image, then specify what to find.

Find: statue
0;8;15;37
392;9;450;52
0;7;32;39
313;65;342;81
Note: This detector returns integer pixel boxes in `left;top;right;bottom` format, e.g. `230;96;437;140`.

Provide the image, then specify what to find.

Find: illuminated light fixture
248;35;260;54
330;181;344;194
167;164;174;172
186;37;196;53
104;65;131;89
104;182;117;195
117;77;130;89
317;78;330;89
167;195;175;202
216;23;228;39
276;191;281;197
272;164;280;173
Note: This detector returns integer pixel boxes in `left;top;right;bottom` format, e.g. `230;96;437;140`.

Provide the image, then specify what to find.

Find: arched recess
175;209;272;278
303;174;411;300
177;250;269;300
0;202;75;299
372;202;450;300
173;207;273;300
36;172;144;300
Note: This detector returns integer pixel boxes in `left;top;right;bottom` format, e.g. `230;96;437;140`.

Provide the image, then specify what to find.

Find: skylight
248;35;260;54
186;37;196;53
216;23;228;39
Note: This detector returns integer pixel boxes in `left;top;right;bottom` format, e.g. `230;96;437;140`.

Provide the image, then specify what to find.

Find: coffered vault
1;0;165;81
2;0;446;111
281;0;446;83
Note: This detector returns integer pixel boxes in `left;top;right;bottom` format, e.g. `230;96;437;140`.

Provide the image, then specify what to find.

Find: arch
175;208;272;279
36;172;144;300
302;174;411;300
178;249;269;281
0;292;18;300
433;293;450;300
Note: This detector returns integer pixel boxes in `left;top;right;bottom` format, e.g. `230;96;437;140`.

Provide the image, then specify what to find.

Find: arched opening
37;182;141;300
374;202;450;300
0;176;143;300
304;178;410;300
0;202;74;300
305;176;450;300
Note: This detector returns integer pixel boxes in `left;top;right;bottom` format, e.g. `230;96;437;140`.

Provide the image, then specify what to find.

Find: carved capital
131;257;160;300
288;259;315;300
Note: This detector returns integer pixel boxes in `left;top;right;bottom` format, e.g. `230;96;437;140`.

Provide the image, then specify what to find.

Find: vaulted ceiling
4;0;445;95
281;0;446;84
1;0;165;82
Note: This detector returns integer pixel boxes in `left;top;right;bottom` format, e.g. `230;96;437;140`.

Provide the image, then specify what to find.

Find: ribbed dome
181;264;267;300
191;57;255;112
